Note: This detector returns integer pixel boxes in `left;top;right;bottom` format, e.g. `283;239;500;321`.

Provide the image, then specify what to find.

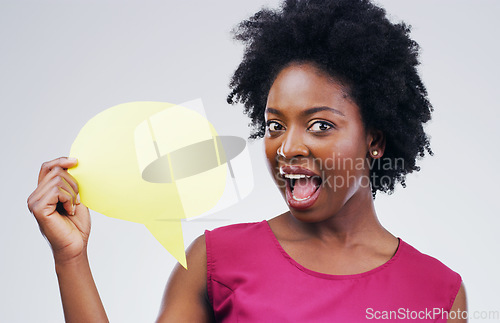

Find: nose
279;127;309;159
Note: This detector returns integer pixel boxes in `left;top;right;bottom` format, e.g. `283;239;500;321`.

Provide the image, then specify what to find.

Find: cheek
335;126;369;160
314;135;369;191
312;136;365;166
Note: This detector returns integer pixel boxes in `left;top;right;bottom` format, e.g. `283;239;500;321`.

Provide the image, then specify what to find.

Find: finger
36;166;79;198
58;187;76;216
29;175;77;213
38;157;78;184
30;185;75;219
31;173;76;205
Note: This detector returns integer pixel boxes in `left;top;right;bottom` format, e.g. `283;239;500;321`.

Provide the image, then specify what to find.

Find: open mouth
286;175;322;201
280;166;323;209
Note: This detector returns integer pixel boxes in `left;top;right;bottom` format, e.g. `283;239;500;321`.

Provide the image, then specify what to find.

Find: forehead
266;63;357;116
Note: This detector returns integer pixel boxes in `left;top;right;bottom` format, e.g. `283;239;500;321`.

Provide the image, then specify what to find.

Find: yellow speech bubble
68;101;227;268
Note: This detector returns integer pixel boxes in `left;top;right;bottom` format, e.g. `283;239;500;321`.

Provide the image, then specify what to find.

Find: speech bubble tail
144;220;187;269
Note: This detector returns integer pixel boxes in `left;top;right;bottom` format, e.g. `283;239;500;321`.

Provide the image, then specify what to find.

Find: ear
366;129;385;159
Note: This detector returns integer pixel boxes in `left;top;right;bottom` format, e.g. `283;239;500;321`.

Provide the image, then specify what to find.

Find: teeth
283;174;311;179
292;194;311;201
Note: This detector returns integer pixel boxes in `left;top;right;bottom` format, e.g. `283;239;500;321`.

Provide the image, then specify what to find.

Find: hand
27;157;91;264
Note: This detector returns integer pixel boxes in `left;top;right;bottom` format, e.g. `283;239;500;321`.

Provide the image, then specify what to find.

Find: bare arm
448;282;467;323
55;251;108;322
28;157;108;323
156;234;215;322
29;157;213;322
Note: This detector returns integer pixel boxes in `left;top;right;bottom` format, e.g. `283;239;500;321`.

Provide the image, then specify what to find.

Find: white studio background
1;1;498;322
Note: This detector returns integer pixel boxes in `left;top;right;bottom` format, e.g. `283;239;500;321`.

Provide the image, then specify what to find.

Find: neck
287;186;391;246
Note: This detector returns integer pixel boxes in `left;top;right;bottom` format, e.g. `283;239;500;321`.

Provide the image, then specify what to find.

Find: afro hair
227;0;433;196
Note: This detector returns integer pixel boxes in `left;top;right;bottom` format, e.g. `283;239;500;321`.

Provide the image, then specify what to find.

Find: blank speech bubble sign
68;101;252;268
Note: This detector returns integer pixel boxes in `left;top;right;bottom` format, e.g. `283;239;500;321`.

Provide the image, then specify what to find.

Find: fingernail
76;194;81;205
72;204;76;215
68;157;77;163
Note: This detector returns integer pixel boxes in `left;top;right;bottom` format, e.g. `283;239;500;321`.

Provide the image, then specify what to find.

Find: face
265;63;381;223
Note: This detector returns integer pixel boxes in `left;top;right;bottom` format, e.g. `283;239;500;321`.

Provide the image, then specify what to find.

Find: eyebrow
265;106;345;117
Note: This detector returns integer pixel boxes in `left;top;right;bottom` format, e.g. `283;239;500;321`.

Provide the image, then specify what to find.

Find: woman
27;0;466;321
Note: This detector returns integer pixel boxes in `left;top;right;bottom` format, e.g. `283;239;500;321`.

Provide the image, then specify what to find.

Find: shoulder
399;239;461;280
205;221;271;306
397;239;463;309
204;220;276;274
156;234;213;322
206;221;266;236
205;221;268;252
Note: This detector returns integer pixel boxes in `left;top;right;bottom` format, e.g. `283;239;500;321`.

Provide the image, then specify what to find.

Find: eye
266;120;285;132
308;120;334;132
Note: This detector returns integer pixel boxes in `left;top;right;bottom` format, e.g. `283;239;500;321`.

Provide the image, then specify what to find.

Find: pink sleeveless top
205;221;461;322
